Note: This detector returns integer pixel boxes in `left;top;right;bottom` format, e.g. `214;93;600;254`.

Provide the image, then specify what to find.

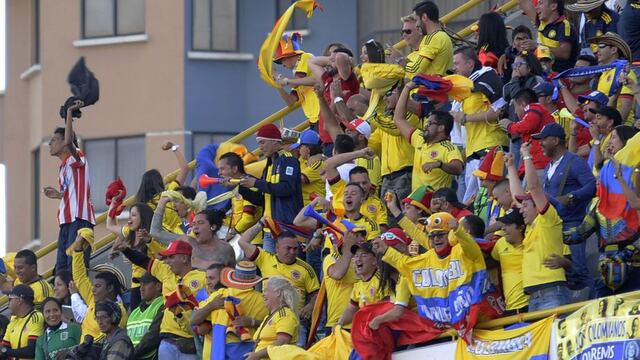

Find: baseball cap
290;129;321;150
532;123;566;140
380;228;411;246
495;207;525;226
535;45;553;60
159;240;193;257
345;118;372;139
352;241;375;255
10;284;34;301
132;271;161;284
577;91;608;107
533;82;555;97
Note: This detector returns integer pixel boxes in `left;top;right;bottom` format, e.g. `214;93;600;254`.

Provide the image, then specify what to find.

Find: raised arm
334;52;353;81
293;201;321;230
326;232;356;280
65;100;84;161
505;153;526;200
521;141;549;211
149;196;181;245
308;56;330;85
314;84;344;142
394;82;419;141
237;220;262;260
324;148;374;181
106;199;123;236
162;141;189;186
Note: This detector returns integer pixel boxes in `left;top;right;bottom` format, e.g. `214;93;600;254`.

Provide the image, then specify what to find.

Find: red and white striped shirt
57;150;95;225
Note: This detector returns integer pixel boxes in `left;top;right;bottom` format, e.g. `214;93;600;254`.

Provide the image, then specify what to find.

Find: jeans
158;339;197;360
305;246;323;281
563;223;595;299
56;219;93;275
226;342;255;360
509;137;522;169
298;320;309;347
263;232;276;254
463;159;481;204
528;285;568;312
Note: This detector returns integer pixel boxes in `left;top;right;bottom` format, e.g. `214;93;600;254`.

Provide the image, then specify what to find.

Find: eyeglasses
401;29;413;35
597;44;610;49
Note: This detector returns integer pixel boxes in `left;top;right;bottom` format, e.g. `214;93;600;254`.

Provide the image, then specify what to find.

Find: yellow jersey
350;272;391;308
2;310;44;359
228;193;263;245
490;237;529;310
409;130;463;191
414;31;453;76
597;68;637;125
329;178;387;226
301;158;326;207
253;307;299;353
522;204;566;292
462;92;509;157
322;213;381;252
13;277;53;308
148;258;207;338
403;51;422;79
369;125;416;177
251;249;320;310
71;251;128;340
322;254;358;328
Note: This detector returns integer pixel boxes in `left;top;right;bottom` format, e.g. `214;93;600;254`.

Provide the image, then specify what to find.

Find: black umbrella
59;56;100;119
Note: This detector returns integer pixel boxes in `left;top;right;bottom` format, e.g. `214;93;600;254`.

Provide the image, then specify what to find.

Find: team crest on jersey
60;331;69;341
548;30;556;38
430;150;439;158
369;287;376;297
367;205;377;213
190;279;200;289
292;270;301;280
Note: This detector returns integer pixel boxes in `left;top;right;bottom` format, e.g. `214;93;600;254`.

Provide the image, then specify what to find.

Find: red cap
381;228;411;246
256;124;282;141
159;240;193;257
345;118;372;139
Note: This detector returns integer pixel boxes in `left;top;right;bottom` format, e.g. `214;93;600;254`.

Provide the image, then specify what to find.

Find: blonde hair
267;276;300;314
400;13;419;23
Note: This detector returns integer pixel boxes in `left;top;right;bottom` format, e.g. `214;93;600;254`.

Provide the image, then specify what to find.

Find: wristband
594;140;601;145
334;97;344;104
523;155;532;161
171;144;180;152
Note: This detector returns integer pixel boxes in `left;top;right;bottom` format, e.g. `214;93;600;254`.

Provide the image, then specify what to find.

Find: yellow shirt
392;276;416;311
415;31;453;76
201;288;268;360
350;272;391;308
355;156;382;190
121;226;167;289
2;310;44;359
322;254;358;328
13;278;53;308
293;52;320;124
361;195;388;227
597;68;637;125
253;307;299;353
71;251;128;340
403;51;422;79
322;213;381;252
369;125;416;177
522;204;566;291
491;237;529;310
148;181;185;235
252;249;320;310
409;130;463;191
302;158;326;207
148;259;207;338
462;92;509;157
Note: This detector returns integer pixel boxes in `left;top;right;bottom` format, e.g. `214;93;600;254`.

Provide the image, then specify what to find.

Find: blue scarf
551;60;628;100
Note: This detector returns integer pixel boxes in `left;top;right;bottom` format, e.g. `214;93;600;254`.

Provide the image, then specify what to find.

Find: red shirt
507;103;554;172
451;207;473;220
319;71;360;143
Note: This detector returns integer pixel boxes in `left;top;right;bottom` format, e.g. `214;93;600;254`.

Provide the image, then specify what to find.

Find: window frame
32;0;40;65
190;0;239;53
81;0;146;39
32;148;40;240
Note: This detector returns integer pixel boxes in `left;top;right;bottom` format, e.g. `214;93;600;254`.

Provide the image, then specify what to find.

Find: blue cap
532;122;566;139
290;129;320;150
577;91;608;107
533;82;555;97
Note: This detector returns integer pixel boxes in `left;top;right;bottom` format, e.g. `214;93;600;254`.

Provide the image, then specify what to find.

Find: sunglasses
597;44;610;49
380;232;400;241
401;29;413;35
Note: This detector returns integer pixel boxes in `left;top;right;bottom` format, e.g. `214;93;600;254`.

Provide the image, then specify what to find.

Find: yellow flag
257;0;319;88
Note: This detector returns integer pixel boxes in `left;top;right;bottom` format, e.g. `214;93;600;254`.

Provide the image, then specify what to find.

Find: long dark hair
378;257;397;299
477;12;509;57
127;202;154;246
516;51;544;77
613;125;638;147
136;169;164;204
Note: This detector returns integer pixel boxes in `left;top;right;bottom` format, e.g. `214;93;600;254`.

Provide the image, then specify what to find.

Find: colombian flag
596;132;640;240
257;0;320;88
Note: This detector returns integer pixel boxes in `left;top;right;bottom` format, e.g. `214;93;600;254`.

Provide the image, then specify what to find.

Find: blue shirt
582;6;619;49
543;151;596;228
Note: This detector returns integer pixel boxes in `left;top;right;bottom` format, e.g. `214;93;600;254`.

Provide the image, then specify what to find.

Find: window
191;133;233;160
276;0;309;31
32;149;40;240
84;137;145;213
192;0;237;52
32;0;40;65
82;0;145;39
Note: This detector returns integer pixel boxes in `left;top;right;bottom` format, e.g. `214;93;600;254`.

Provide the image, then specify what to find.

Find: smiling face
428;232;449;253
520;199;538;225
262;281;281;312
501;223;524;245
453;53;474;77
191;213;214;244
593;113;614;135
343;184;365;213
352;248;376;278
127;206;141;231
14;257;37;284
43;300;62;327
492;185;512;210
605;129;625;157
54;276;70;300
401;21;422;49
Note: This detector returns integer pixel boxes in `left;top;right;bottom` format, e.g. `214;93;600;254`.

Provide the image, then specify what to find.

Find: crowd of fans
0;0;639;358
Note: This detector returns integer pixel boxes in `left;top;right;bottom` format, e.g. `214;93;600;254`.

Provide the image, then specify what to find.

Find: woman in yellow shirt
246;277;300;360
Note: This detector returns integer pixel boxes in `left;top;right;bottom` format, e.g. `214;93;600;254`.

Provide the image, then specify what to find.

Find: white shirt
547;155;565;181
